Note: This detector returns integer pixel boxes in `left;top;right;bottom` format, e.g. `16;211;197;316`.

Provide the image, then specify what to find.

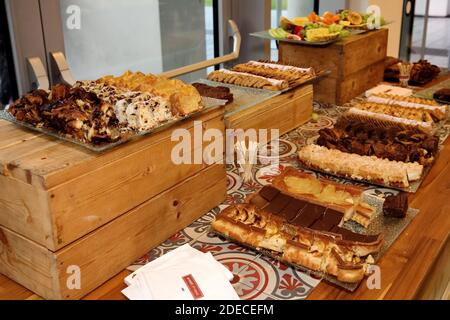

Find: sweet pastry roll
345;108;433;134
368;93;447;121
207;69;289;91
353;102;435;123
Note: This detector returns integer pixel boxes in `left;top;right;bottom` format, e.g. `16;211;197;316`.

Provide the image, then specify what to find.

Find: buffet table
1;82;449;300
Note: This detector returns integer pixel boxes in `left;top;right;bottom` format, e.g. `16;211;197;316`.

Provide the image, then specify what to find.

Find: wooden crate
0;106;225;251
225;84;313;136
279;29;388;105
0;106;227;299
0;163;226;300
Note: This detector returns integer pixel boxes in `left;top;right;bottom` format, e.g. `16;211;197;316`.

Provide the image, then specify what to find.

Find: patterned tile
233;254;321;301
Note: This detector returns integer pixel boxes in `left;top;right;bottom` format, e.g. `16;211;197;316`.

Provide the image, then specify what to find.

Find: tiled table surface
128;98;450;300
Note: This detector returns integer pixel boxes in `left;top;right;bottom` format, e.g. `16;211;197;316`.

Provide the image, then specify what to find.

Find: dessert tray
211;182;418;291
0;103;219;152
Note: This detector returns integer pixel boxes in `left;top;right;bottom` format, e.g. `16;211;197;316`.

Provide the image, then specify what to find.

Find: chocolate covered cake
383;193;408;218
192;83;234;104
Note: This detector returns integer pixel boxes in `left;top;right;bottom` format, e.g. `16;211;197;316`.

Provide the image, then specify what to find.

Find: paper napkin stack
122;244;240;300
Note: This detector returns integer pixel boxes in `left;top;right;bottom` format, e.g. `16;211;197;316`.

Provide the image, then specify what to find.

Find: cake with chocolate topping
383;193;408;218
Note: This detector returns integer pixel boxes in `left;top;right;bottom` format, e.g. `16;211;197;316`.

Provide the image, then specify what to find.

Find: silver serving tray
211;200;418;292
0;104;222;153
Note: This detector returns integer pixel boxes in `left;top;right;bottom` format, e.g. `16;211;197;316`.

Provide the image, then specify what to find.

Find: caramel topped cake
270;167;376;227
212;188;383;283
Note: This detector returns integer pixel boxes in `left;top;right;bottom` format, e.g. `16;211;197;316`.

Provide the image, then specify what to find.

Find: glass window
410;0;450;68
59;0;216;81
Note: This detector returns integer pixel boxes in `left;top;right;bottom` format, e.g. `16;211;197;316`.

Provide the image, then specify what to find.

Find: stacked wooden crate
279;29;388;105
0;106;226;299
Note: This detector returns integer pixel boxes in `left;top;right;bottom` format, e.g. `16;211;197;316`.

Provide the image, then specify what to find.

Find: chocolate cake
192;83;234;103
316;119;439;166
433;88;450;104
251;186;379;243
383;192;408;218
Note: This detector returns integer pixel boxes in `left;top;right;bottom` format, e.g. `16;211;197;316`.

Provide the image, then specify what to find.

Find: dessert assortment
207;60;316;91
296;85;447;191
384;57;441;85
8;84;120;144
317;119;439;166
212;185;384;284
5;71;204;149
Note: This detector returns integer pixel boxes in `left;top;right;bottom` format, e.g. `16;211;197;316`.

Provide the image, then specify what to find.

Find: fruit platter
252;10;386;45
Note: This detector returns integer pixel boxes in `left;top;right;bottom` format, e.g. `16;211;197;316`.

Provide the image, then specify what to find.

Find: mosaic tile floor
128;101;449;300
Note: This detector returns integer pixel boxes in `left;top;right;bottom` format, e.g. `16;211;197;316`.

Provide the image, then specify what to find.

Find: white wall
60;0;163;80
415;0;450;17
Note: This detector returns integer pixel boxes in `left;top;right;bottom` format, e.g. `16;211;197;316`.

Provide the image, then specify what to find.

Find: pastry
353;102;435;123
383;193;408;218
97;71;203;116
384;58;440;84
345;108;433;134
316;119;439;166
207;69;289;91
76;81;176;132
269;167;377;227
192;83;234;104
232;60;314;85
298;144;424;188
367;94;447;121
9;84;120;144
212;190;384;283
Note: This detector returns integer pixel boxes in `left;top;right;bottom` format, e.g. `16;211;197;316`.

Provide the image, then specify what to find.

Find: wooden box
225;84;313;136
279;29;388;105
0;106;227;299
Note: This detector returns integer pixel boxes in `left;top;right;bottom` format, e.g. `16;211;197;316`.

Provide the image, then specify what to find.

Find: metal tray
211;199;419;292
298;162;432;194
0;104;222;153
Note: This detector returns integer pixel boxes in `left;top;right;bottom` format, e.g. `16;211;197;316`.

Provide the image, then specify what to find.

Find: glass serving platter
250;30;340;46
0;104;222;153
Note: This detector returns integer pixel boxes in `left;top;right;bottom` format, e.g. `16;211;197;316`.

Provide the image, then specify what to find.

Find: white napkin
122;244;239;300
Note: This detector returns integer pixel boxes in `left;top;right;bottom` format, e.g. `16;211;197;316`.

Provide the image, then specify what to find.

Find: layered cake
383;193;409;218
192;83;234;104
212;186;383;283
